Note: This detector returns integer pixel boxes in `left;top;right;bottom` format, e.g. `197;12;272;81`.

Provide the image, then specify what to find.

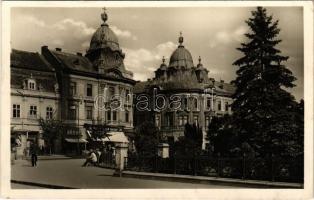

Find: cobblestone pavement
11;159;243;189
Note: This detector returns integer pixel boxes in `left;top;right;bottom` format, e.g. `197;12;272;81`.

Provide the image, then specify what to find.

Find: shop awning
102;132;129;143
65;138;88;143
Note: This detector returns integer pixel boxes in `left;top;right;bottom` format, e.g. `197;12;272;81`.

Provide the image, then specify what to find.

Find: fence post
155;154;157;173
217;156;219;177
194;157;197;176
271;154;275;181
174;156;177;174
242;154;246;179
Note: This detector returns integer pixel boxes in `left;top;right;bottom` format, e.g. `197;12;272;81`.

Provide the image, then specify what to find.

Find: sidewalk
121;170;303;188
12;159;242;189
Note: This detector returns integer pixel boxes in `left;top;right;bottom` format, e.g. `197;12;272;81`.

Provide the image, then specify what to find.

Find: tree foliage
175;123;203;157
206;115;241;157
39;118;63;154
134;121;159;157
231;7;303;158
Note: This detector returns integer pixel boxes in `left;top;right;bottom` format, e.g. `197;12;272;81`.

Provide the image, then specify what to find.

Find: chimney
77;52;82;56
41;45;48;54
55;48;62;52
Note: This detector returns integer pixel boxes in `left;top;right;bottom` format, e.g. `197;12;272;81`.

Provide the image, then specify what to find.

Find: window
109;86;115;97
28;79;35;90
205;116;210;128
178;116;183;126
218;101;222;111
183;116;188;125
46;107;53;120
166;113;174;126
125;111;129;123
206;98;211;109
225;102;229;112
155;115;160;127
85;106;93;120
178;116;188;126
193;116;199;125
113;111;117;121
86;84;93;97
68;106;76;120
70;82;77;96
13;104;20;118
107;111;111;121
125;89;130;102
193;98;198;109
29;105;37;118
182;97;188;110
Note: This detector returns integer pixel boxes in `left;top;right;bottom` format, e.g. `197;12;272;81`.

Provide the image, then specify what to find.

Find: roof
103;131;129;143
169;46;194;69
134;81;149;94
11;49;58;92
213;81;236;96
135;77;236;96
89;24;120;52
11;49;54;72
50;50;95;73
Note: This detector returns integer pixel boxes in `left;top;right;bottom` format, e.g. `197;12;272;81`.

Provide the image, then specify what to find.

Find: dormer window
26;79;36;90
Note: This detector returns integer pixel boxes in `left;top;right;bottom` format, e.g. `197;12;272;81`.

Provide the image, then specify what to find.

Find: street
11;158;244;189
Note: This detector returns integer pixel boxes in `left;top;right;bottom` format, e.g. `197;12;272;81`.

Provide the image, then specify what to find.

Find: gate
99;151;116;168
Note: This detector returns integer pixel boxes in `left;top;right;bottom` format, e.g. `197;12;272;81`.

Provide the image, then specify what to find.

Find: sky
11;7;303;100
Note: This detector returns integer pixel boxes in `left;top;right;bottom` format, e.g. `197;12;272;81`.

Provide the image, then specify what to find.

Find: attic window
24;79;36;90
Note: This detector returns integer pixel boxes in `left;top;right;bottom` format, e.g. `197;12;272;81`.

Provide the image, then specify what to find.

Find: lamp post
77;96;83;155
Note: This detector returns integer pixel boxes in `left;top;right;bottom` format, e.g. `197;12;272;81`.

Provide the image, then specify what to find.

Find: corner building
134;34;235;149
41;10;135;154
10;49;60;157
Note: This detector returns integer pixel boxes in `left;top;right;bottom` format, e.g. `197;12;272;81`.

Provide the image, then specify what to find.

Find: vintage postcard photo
1;1;313;199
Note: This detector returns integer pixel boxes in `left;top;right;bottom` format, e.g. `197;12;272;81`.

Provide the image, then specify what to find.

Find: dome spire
178;31;184;47
198;56;201;64
162;56;165;64
101;7;108;25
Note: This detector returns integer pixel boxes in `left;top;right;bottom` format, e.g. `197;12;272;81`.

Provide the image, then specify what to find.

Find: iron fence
124;155;303;183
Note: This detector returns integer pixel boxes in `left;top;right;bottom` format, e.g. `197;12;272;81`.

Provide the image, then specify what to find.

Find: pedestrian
82;149;97;167
31;152;38;167
96;148;102;166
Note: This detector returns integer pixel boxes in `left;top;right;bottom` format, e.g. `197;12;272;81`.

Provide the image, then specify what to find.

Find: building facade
11;49;60;157
134;34;235;149
11;9;136;156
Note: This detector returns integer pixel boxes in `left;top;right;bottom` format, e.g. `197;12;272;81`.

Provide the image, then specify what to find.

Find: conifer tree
232;7;302;158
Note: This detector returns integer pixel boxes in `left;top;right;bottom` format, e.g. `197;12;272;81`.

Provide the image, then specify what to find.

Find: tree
206;115;240;157
175;123;203;157
39;118;63;155
134;121;159;157
232;7;302;158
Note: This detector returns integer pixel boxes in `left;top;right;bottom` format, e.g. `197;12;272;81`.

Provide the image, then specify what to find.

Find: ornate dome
159;56;167;70
88;8;120;52
169;32;194;69
196;56;205;70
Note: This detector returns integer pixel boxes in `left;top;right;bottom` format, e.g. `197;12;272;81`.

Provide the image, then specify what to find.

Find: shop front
63;126;88;156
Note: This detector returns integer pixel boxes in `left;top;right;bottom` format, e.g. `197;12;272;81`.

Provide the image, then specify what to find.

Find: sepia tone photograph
1;1;313;199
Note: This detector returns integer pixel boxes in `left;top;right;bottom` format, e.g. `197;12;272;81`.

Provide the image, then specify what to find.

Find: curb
11;180;78;189
122;171;303;188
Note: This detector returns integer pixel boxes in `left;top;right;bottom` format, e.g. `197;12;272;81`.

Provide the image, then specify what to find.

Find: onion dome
169;32;194;69
160;56;167;70
88;8;120;52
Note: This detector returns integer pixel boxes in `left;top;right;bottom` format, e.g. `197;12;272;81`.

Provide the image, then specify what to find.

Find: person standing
31;152;37;167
